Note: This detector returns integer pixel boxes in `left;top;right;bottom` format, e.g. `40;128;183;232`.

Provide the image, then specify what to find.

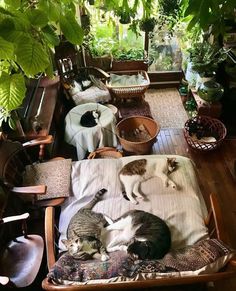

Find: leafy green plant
182;0;236;37
0;0;84;129
112;47;145;61
188;41;228;76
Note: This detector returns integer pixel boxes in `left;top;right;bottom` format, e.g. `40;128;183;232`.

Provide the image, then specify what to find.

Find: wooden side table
192;90;222;118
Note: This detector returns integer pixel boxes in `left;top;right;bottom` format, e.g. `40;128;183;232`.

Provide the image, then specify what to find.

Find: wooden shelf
192;90;222;118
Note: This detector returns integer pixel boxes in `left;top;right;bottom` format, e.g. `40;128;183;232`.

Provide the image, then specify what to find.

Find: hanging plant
117;0;132;24
139;17;157;32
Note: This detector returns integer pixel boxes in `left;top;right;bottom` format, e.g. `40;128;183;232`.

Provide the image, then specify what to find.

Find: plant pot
111;60;148;71
195;74;214;90
197;80;224;103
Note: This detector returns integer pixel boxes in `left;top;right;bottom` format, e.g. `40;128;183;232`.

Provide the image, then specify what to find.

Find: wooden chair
0;210;44;288
0;136;68;288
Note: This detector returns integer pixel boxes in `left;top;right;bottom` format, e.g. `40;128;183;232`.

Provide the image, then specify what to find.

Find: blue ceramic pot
197;80;224;102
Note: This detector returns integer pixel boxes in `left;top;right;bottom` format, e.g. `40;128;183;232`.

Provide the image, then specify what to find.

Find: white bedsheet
59;155;208;252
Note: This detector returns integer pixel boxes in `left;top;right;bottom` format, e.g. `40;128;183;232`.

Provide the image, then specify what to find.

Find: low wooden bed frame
42;193;236;290
0;137;235;290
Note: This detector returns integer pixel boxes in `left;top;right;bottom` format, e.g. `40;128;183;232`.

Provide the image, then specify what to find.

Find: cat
119;157;178;204
61;188;110;261
105;210;171;260
80;109;100;127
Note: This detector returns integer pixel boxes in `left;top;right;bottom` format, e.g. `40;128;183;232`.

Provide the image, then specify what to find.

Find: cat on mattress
62;188;171;261
105;209;171;260
119;157;178;204
62;188;110;261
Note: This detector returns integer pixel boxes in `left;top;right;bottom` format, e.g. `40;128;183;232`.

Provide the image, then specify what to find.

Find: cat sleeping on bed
119;157;178;204
62;188;110;261
106;210;171;260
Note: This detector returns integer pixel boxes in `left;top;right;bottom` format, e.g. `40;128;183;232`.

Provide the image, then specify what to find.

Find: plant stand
192;90;222;118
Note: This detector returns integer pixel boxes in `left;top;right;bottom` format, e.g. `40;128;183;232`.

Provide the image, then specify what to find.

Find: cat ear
61;239;68;246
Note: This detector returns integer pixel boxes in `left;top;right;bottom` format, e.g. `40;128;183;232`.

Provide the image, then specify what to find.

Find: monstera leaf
0;72;26;113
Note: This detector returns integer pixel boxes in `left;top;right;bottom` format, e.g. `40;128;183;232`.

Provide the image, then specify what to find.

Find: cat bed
43;155;236;289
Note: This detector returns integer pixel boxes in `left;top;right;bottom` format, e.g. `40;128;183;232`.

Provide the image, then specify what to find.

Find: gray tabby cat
119;157;178;204
61;188;110;261
106;210;171;260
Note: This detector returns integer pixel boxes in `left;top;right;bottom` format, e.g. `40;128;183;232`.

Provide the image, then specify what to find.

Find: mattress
59;155;209;252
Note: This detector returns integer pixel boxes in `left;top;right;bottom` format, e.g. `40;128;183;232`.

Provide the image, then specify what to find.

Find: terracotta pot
111;60;148;71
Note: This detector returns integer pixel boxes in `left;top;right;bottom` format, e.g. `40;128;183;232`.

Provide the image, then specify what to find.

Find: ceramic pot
197;80;224;103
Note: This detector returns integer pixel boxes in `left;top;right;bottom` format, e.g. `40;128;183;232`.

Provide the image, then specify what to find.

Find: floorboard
152;128;236;291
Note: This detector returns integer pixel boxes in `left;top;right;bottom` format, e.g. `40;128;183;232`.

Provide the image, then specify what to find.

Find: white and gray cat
106;210;171;260
119;157;178;204
61;188;110;261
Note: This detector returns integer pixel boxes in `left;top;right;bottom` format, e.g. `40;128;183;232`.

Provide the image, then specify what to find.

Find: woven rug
116;99;152;120
145;88;189;128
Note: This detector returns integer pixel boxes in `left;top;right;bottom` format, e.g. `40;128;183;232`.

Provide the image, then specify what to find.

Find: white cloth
59;155;209;252
64;103;117;160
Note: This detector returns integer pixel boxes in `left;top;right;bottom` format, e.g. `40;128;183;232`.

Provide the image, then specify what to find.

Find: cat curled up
62;188;111;261
119;157;178;204
105;210;171;260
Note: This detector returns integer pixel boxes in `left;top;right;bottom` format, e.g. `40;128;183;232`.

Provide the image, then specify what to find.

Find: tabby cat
61;188;110;261
119;157;178;204
106;210;171;260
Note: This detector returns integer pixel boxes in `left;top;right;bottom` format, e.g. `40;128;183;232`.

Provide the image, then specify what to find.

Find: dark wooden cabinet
6;76;66;158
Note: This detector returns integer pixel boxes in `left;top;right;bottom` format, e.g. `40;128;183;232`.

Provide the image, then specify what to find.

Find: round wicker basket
116;116;160;154
87;147;123;159
184;115;227;152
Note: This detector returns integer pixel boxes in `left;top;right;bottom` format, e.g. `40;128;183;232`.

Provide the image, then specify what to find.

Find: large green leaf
42;25;60;47
0;36;14;59
60;13;84;45
38;1;61;22
26;9;48;28
15;36;50;77
0;72;26;112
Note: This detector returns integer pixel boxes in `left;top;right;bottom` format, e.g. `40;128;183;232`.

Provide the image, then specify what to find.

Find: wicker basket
87;147;123;159
184;115;227;151
116;116;160;154
106;70;150;100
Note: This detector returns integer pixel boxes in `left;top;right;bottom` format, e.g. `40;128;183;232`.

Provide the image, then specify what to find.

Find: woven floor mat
145;88;189;128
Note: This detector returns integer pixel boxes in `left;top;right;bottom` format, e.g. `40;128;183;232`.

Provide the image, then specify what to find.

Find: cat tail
84;188;107;209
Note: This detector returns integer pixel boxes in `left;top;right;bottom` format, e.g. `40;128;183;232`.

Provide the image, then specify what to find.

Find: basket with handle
106;70;150;100
87;147;123;159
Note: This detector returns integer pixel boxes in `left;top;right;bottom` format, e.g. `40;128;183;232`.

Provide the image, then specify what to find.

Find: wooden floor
152;128;236;291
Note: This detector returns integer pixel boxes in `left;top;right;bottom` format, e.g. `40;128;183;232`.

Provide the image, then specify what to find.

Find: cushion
109;73;148;86
23;159;72;200
59;155;209;252
48;239;235;285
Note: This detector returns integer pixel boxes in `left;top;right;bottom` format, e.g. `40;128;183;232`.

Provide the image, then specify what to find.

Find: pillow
23;159;72;200
48;251;129;284
122;238;235;279
47;239;235;285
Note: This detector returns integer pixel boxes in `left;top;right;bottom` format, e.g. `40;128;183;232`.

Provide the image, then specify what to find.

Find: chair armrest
11;185;47;195
0;276;9;286
22;135;53;148
0;212;29;224
45;206;56;270
83;66;110;79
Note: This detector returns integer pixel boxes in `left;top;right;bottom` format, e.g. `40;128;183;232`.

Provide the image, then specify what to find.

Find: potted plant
187;41;228;88
111;47;148;71
0;0;84;132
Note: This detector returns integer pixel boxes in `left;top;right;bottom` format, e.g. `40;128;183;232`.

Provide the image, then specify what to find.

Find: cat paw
101;254;110;261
